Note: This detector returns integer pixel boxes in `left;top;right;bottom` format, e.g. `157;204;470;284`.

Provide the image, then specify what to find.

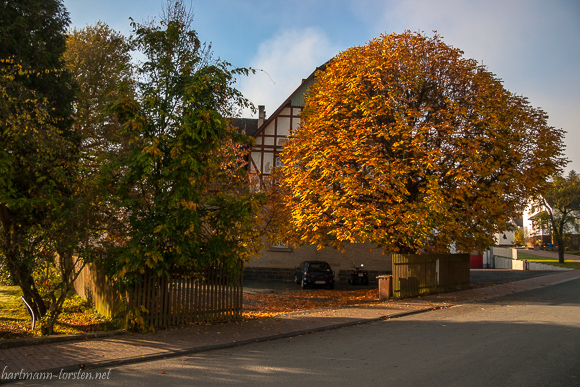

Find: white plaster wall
263;152;273;174
277;117;290;133
291;116;300;131
278;125;290;136
264;122;276;136
251;151;261;171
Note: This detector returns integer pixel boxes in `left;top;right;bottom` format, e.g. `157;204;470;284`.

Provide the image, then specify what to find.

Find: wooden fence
392;253;470;298
126;262;244;328
72;259;121;319
73;259;244;327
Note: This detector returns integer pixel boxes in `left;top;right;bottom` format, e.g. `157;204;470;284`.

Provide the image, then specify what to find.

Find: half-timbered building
248;68;318;186
240;65;393;283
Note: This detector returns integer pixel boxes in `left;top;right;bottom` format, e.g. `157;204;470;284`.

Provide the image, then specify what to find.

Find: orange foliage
281;31;566;254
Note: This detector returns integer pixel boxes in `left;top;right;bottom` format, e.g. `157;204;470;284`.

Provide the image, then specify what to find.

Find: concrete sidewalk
1;270;579;381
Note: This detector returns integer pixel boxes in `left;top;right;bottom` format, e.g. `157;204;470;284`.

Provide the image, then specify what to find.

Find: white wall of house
523;202;550;239
494;231;515;246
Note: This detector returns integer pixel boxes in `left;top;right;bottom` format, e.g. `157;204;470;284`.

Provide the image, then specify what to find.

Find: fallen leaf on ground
243;288;378;319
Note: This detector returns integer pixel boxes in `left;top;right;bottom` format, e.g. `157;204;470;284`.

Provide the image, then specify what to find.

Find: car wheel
294;274;301;284
301;278;308;289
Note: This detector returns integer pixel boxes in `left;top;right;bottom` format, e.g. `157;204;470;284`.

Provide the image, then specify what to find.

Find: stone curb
0;330;128;350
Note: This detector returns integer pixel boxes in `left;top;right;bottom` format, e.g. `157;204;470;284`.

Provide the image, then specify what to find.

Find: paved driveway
244;269;559;294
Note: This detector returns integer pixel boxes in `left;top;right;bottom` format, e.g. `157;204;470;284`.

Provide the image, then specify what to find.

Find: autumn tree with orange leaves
281;31;566;255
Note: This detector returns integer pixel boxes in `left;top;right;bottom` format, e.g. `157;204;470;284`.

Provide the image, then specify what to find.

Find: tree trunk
39;290;68;336
8;257;48;319
556;218;566;264
558;242;565;264
1;208;48;323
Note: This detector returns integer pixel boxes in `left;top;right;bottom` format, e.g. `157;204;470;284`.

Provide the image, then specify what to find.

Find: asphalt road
469;268;556;286
19;277;580;386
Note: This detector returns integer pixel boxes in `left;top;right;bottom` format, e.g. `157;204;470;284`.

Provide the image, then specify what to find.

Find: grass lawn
517;252;580;270
0;286;30;340
0;285;115;341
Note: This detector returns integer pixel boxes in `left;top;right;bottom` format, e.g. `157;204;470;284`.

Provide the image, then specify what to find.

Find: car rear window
309;263;331;271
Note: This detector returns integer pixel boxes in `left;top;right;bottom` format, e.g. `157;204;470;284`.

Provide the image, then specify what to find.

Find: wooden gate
392;254;470;298
126;262;243;328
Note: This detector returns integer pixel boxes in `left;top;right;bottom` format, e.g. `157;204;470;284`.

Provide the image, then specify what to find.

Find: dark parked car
294;261;335;289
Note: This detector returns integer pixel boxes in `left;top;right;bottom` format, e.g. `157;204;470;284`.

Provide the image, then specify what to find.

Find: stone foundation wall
243;267;295;282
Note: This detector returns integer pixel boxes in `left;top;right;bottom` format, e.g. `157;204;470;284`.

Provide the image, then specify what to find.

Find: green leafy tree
281;31;566;255
532;171;580;262
0;0;80;334
512;228;529;247
64;21;134;170
103;1;262;285
63;22;135;256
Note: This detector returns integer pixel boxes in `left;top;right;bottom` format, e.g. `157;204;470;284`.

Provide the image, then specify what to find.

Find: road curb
0;330;128;350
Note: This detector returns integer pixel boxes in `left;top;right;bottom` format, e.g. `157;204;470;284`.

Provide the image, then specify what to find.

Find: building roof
231;118;259;137
249;61;330;139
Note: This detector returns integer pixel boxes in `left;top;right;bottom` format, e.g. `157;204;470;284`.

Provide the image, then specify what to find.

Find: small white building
493;219;523;246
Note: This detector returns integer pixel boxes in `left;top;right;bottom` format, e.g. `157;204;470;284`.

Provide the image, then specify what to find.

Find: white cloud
376;1;537;76
238;27;338;117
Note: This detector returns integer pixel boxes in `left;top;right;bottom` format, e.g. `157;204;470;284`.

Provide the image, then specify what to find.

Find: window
269;241;292;252
308;262;331;272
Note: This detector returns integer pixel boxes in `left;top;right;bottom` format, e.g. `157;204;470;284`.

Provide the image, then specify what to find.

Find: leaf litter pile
243;287;379;319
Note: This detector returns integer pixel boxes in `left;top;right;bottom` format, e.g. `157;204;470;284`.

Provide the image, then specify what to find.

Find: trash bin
377;275;392;301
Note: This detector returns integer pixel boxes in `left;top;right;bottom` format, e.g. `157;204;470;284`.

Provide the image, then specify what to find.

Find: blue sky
64;0;580;172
